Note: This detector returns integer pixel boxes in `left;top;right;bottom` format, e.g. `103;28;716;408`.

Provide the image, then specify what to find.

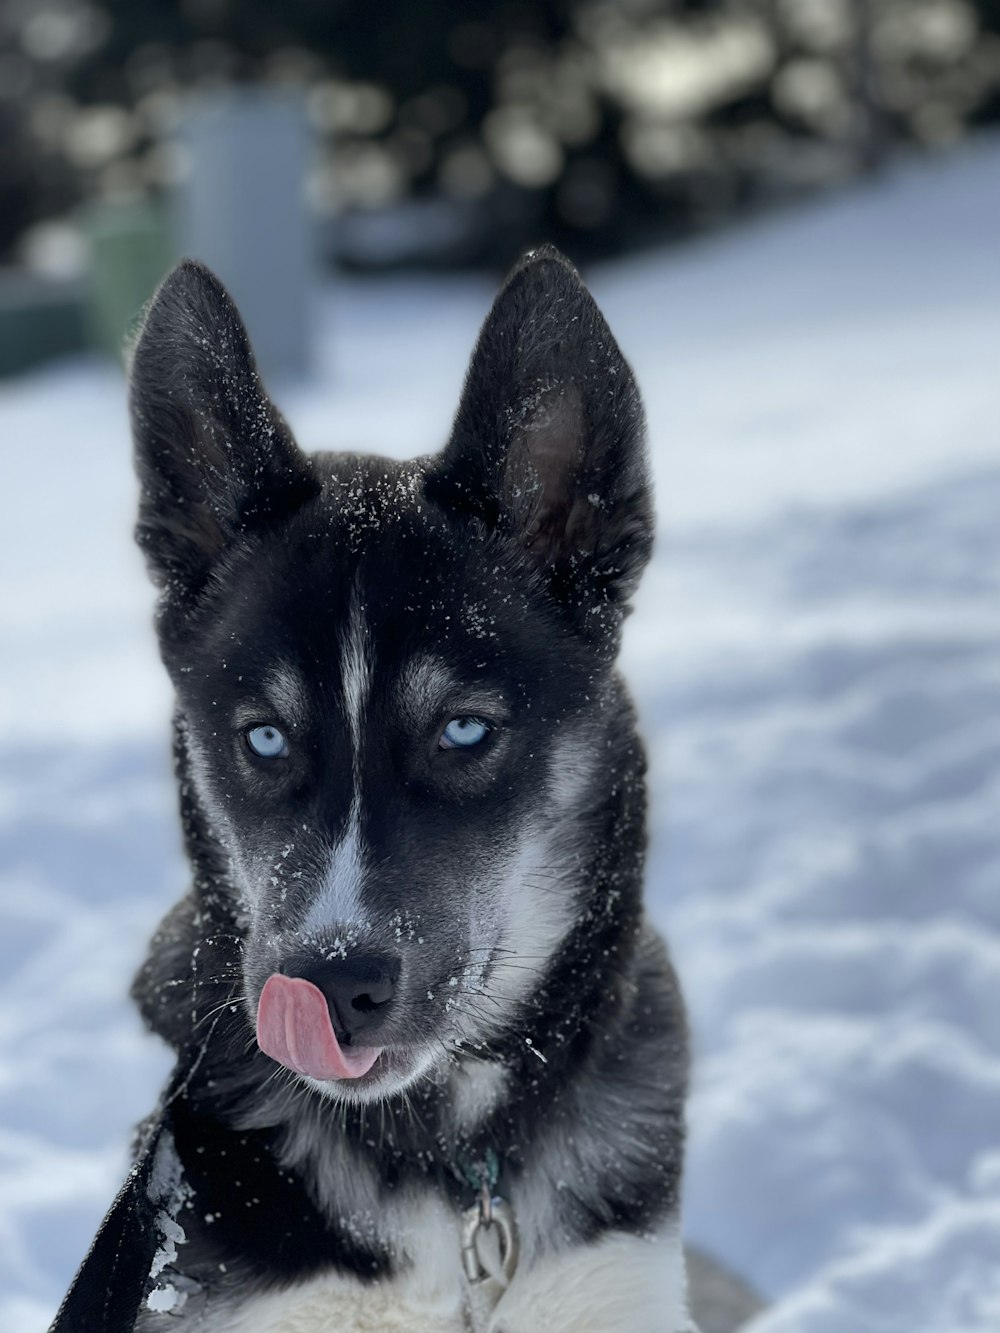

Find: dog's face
130;250;651;1103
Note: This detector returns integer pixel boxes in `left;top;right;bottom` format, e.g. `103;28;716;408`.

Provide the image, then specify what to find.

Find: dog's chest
200;1194;472;1333
179;1197;688;1333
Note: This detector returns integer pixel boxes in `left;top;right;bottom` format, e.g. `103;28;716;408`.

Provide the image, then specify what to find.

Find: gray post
176;89;313;380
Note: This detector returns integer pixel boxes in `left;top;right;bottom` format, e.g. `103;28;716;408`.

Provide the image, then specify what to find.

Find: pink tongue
256;974;381;1081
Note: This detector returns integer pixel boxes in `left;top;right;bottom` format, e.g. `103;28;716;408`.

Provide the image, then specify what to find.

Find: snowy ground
2;138;998;1331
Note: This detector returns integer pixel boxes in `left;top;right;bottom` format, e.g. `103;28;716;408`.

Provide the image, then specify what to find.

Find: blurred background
1;3;999;1332
1;0;1000;372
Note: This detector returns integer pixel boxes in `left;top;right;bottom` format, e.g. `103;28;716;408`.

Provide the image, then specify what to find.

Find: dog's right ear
128;260;318;594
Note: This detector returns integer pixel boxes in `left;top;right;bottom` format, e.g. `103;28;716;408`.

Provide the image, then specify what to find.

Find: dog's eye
439;717;492;750
246;725;289;759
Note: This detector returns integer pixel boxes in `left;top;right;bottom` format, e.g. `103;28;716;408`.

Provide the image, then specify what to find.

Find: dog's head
130;249;652;1104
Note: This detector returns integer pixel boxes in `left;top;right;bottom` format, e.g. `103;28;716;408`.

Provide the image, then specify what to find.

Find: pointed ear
425;247;652;629
128;260;319;593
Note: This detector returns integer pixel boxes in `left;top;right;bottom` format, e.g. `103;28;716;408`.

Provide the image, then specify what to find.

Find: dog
126;246;692;1332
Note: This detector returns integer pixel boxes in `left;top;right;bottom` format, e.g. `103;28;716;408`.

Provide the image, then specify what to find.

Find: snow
146;1128;191;1308
1;137;998;1330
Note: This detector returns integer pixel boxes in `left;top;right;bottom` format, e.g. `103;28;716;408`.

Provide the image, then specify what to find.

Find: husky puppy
128;247;691;1332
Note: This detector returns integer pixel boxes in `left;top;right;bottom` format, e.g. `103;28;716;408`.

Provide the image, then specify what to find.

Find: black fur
128;248;688;1324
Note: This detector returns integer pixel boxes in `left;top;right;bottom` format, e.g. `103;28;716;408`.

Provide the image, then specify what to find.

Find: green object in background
83;200;175;360
0;271;87;379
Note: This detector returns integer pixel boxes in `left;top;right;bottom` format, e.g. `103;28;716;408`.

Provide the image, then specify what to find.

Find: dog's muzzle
256;952;398;1081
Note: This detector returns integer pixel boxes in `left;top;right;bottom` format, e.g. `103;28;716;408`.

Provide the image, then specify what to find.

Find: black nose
290;953;399;1045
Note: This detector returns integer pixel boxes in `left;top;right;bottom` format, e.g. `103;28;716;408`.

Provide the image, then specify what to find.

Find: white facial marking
398;654;508;727
302;793;367;932
263;662;308;730
398;654;459;716
342;586;372;762
304;587;374;933
486;826;578;1011
468;723;598;1019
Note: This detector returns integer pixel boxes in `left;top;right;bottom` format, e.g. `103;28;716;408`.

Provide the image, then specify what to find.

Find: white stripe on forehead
306;585;373;932
341;585;372;764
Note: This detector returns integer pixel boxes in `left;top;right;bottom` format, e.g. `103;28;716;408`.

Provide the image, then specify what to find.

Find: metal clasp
461;1183;519;1287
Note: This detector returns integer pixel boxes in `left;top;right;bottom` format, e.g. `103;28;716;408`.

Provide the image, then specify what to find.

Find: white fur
187;1222;689;1333
263;663;308;731
341;588;372;760
302;794;367;931
546;724;601;815
488;1226;691;1333
448;1059;509;1132
201;1195;466;1333
396;654;509;735
302;590;372;931
487;828;577;1015
478;725;602;1019
291;1043;439;1109
397;654;459;718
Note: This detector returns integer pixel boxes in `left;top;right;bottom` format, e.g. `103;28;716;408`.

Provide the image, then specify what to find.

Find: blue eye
246;725;288;758
439;717;492;750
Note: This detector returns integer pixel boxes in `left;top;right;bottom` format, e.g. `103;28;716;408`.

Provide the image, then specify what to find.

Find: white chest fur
201;1213;690;1333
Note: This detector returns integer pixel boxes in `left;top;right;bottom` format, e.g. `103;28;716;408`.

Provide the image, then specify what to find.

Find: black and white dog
127;247;692;1331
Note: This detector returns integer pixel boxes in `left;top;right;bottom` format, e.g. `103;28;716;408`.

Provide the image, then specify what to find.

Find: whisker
194;994;248;1030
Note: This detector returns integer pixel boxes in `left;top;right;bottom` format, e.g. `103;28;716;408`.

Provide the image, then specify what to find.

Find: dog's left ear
426;246;652;629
